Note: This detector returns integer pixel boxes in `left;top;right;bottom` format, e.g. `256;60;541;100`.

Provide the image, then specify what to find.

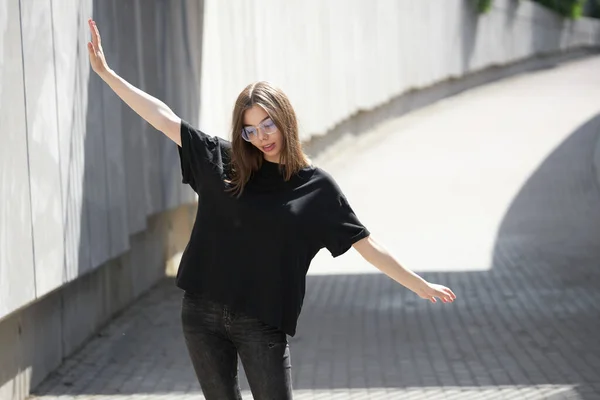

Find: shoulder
181;119;232;152
309;167;343;195
311;166;337;184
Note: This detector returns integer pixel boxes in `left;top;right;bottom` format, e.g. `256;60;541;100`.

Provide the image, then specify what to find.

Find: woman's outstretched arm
86;18;182;146
353;235;457;304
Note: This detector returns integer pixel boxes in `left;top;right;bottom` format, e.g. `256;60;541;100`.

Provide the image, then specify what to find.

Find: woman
87;18;456;400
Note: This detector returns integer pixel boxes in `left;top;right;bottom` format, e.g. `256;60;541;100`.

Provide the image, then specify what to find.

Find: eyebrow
243;116;270;127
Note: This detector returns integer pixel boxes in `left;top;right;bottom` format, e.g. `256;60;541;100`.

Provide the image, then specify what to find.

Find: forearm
357;237;427;293
101;69;178;138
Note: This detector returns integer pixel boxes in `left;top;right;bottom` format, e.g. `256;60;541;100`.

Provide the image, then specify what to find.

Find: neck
264;155;281;164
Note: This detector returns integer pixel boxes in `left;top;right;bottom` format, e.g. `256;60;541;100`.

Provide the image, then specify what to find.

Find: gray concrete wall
0;0;202;321
0;1;201;399
198;0;600;142
594;117;600;190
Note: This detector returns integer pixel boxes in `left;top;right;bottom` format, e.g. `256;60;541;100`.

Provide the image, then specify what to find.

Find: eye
264;120;276;129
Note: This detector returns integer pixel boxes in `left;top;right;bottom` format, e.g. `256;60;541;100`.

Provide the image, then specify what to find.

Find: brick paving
29;57;600;399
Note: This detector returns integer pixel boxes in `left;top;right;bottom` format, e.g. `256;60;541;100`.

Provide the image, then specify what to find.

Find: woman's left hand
415;282;456;304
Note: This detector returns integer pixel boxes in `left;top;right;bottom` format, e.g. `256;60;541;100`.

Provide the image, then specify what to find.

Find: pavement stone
28;56;600;399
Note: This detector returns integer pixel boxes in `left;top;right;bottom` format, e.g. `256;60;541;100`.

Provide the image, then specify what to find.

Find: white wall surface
0;0;36;319
198;0;600;142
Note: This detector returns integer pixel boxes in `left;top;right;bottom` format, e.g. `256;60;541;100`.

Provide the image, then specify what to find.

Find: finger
435;292;450;303
88;19;96;45
87;41;96;57
93;21;102;45
438;292;450;301
443;287;457;300
90;19;101;47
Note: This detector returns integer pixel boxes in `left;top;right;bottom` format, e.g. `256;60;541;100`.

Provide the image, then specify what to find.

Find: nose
258;128;269;141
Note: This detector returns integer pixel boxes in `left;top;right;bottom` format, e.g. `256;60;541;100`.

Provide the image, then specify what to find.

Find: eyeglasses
241;118;278;142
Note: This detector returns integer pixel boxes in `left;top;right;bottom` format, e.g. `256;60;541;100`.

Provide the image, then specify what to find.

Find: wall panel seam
18;0;38;297
49;0;67;288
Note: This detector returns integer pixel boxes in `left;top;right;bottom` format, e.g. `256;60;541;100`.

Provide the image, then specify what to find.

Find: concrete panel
123;211;167;300
98;0;130;258
177;0;202;205
60;263;109;358
19;289;63;389
0;0;36;319
0;310;27;400
52;0;92;281
136;0;165;215
81;0;111;271
20;0;65;298
159;2;183;211
114;0;149;235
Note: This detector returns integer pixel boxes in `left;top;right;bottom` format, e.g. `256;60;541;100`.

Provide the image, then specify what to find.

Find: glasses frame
241;117;278;142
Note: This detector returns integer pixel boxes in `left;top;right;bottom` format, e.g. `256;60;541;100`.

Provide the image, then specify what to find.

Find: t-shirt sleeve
319;174;371;258
177;119;226;193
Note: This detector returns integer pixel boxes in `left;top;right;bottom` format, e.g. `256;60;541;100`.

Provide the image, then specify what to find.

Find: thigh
180;293;242;400
230;313;293;400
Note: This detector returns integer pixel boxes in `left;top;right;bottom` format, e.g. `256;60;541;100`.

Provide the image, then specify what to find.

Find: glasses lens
241;127;256;141
262;119;277;134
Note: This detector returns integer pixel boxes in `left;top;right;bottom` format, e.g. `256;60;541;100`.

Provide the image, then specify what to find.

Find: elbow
157;111;182;146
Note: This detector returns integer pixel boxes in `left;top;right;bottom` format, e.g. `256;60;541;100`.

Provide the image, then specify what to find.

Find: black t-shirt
176;120;370;336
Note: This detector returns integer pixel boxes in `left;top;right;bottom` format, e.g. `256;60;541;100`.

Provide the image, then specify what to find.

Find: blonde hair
227;81;311;197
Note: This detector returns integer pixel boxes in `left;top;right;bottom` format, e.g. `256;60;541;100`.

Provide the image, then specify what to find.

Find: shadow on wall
28;120;600;398
71;0;204;370
74;0;203;316
529;2;568;55
460;0;479;73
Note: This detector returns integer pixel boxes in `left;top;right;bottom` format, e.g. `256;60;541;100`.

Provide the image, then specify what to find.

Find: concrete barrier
198;0;600;142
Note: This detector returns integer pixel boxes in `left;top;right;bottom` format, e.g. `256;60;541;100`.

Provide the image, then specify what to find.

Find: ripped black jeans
181;292;293;400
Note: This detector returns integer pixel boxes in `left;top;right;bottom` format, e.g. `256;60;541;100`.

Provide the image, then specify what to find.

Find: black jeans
181;292;293;399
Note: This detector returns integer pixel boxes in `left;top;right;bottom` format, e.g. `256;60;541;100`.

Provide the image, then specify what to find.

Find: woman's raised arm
86;18;182;146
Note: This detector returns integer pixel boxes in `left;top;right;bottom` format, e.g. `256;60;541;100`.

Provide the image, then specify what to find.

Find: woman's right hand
87;18;110;77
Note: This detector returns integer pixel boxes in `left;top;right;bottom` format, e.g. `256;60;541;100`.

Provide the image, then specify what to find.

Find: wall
0;0;202;322
0;0;202;399
198;0;600;142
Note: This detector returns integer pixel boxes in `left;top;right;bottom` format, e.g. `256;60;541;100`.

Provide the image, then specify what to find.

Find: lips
263;143;275;152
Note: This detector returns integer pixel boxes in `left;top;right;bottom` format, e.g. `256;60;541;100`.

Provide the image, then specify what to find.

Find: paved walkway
30;56;600;399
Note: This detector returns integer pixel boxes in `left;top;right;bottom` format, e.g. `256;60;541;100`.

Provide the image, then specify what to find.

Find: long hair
227;81;311;197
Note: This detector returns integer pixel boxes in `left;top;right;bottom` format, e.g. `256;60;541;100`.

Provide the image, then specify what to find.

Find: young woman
87;18;456;400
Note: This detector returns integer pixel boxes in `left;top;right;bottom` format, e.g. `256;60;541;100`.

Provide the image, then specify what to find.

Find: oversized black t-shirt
176;120;370;336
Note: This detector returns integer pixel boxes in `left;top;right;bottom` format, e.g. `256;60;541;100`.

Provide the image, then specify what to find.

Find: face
242;105;283;163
